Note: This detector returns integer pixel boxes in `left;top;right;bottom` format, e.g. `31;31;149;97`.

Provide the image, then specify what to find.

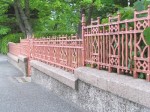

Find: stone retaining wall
31;60;150;112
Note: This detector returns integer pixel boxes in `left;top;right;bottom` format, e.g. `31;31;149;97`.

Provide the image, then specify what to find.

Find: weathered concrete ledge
7;53;28;76
30;60;77;89
7;53;20;71
7;53;19;62
75;67;150;109
18;55;28;62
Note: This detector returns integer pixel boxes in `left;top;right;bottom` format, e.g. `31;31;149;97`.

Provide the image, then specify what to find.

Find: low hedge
0;33;23;54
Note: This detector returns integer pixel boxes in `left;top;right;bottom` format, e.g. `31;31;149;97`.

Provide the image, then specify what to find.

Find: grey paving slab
0;55;84;112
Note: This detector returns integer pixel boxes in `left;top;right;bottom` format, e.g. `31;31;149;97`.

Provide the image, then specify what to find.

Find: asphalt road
0;55;84;112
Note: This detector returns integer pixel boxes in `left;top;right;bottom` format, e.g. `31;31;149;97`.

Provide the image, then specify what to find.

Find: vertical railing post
31;35;34;60
148;45;150;81
97;17;101;69
82;14;86;66
27;36;34;76
19;37;21;55
133;9;138;78
117;13;121;74
147;5;150;81
108;16;112;72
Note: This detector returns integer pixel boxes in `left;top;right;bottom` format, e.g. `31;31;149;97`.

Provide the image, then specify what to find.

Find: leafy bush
101;6;134;24
34;31;76;38
101;18;109;24
139;73;146;79
119;7;134;20
0;26;11;35
143;27;150;45
134;0;150;11
0;33;23;54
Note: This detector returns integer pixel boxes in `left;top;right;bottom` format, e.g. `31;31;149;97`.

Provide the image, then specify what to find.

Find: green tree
0;0;137;39
0;0;32;37
0;0;12;36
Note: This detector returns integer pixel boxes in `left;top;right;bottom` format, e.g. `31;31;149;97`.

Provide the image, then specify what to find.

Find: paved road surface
0;54;84;112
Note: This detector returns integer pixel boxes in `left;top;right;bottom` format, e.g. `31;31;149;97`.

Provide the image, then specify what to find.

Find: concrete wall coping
7;53;18;62
30;60;77;89
18;55;27;62
75;67;150;108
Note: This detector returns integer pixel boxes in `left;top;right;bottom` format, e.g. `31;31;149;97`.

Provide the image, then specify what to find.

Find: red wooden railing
8;35;83;74
8;42;20;56
20;39;30;56
8;7;150;81
83;7;150;81
32;35;83;72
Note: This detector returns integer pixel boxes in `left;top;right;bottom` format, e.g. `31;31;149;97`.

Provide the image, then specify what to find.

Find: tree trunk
25;0;30;20
86;0;95;25
14;0;32;38
14;2;26;35
77;8;85;38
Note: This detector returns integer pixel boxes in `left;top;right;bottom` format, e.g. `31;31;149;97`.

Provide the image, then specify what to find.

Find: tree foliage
134;0;150;11
0;0;12;36
0;0;117;36
0;0;144;39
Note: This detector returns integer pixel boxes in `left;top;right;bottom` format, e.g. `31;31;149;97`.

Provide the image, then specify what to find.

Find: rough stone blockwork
31;66;150;112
